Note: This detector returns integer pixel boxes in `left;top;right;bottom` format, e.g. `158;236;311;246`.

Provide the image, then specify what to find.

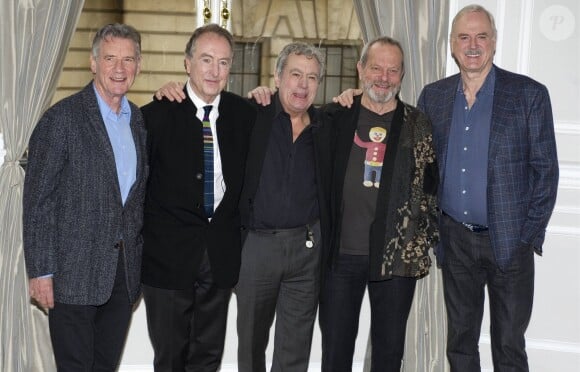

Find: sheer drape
352;1;450;371
0;1;84;370
353;0;449;104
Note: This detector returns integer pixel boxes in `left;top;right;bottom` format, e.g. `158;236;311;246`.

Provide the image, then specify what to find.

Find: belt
249;219;319;234
250;225;307;234
249;220;319;248
441;210;488;233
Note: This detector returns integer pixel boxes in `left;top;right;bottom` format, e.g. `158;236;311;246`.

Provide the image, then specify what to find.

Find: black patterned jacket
323;96;439;281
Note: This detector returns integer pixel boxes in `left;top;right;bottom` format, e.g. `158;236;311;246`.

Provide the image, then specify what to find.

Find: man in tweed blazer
417;5;558;372
23;24;147;371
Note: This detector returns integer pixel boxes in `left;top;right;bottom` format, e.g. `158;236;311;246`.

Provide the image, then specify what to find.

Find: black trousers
48;252;132;372
319;254;416;372
440;213;534;372
142;253;232;372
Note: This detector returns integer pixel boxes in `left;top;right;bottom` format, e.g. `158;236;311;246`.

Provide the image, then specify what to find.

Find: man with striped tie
140;24;256;371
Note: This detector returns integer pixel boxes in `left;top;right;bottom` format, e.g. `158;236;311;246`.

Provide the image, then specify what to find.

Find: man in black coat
140;24;256;371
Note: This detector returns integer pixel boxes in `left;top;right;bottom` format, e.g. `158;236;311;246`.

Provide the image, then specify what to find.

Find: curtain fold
352;1;450;371
0;1;84;371
353;0;449;103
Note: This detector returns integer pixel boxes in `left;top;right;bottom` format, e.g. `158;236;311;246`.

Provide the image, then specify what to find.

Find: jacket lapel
216;94;232;167
244;98;276;199
125;104;147;205
374;100;405;220
334;98;360;189
488;67;513;166
82;83;123;205
435;75;460;180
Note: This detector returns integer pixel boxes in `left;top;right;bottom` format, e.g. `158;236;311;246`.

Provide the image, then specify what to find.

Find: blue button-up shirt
94;84;137;205
441;67;495;225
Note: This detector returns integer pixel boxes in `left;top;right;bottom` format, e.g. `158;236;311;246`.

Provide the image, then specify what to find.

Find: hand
332;88;363;108
29;277;54;311
154;81;186;102
247;86;275;106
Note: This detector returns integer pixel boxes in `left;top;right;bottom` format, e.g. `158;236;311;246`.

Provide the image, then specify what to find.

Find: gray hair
450;4;497;40
359;36;405;73
275;42;325;82
92;23;141;58
185;23;234;58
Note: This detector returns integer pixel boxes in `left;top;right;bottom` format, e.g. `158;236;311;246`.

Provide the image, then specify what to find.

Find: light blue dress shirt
93;84;137;205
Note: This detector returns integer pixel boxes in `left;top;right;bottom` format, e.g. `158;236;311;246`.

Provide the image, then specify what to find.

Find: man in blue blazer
23;24;148;371
417;5;559;371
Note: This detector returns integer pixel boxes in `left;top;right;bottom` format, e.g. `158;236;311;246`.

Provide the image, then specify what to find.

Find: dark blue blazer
418;65;559;270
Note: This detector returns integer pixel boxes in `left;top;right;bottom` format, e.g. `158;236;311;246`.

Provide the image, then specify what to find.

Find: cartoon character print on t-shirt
353;126;387;188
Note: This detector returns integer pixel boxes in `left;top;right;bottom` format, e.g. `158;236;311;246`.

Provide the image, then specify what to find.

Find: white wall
119;1;580;370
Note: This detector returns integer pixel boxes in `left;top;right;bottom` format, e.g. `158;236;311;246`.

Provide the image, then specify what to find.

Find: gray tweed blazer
23;82;148;305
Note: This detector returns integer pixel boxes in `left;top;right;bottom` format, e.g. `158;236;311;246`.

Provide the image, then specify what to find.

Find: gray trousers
235;221;322;372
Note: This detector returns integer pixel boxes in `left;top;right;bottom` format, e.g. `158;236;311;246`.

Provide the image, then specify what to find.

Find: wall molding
516;0;534;73
494;0;506;64
555;120;580;135
558;165;580;189
548;219;580;236
480;335;580;354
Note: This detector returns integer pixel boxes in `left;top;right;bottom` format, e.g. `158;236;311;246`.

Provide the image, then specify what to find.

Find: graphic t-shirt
339;106;393;256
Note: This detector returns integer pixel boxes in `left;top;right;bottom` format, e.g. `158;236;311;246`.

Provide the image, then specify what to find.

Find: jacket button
195;173;203;180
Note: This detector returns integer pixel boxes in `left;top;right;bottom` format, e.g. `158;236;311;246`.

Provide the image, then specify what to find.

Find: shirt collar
186;80;221;110
456;64;496;97
93;82;131;120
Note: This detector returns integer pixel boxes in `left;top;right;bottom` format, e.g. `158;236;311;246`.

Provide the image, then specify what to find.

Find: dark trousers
142;253;232;372
48;253;132;372
235;221;322;372
319;254;416;372
440;213;534;372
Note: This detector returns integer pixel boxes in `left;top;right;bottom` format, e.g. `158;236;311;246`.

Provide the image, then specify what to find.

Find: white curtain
0;1;84;371
352;1;450;371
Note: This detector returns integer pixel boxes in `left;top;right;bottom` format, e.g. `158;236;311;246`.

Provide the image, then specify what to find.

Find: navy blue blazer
417;65;559;270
